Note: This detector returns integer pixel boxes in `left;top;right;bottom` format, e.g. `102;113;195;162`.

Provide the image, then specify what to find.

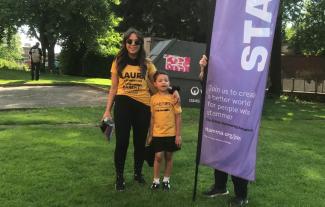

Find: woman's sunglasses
126;39;142;45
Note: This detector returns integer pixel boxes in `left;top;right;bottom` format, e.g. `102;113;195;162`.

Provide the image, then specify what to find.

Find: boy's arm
175;113;182;147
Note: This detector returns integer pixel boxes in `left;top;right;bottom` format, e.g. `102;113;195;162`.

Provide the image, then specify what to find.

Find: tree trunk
269;5;283;97
80;42;88;76
40;38;47;73
48;43;56;73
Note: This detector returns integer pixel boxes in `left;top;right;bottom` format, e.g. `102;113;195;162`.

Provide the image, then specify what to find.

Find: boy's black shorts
151;136;181;153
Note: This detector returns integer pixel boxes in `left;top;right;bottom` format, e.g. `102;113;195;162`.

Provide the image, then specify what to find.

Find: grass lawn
0;99;324;207
0;69;111;88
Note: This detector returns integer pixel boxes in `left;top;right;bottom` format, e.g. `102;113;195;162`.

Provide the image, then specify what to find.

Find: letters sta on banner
199;0;281;181
164;54;191;73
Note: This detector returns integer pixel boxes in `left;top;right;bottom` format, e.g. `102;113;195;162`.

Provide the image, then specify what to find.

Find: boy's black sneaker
115;176;125;191
162;181;171;191
229;197;248;207
203;185;229;197
151;182;160;190
134;174;146;184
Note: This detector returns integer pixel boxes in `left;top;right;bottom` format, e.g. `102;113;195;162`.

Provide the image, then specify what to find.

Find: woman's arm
175;113;182;147
103;72;118;119
147;114;154;145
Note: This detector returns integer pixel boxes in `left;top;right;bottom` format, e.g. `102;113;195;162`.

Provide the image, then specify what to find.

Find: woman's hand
175;135;182;148
199;54;208;68
147;134;152;145
199;55;208;80
172;90;181;104
102;110;112;121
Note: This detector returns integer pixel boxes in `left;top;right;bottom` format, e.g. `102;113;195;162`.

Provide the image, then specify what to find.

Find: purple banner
200;0;280;181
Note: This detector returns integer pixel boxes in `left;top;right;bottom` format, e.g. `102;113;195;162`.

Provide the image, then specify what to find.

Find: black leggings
214;169;249;199
31;62;40;80
113;95;151;176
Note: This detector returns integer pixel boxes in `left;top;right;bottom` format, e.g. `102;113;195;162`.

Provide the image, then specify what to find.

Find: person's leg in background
203;169;229;197
113;96;132;191
35;63;40;80
229;175;249;207
132;99;150;183
31;63;35;80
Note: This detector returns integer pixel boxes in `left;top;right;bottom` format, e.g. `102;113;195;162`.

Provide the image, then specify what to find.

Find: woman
103;28;178;191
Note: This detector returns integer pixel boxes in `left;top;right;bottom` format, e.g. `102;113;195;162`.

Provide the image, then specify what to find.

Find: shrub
0;59;27;71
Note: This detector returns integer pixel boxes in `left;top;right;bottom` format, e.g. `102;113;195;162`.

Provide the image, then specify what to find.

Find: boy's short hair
153;70;169;82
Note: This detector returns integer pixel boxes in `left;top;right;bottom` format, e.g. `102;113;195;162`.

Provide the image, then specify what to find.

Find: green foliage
115;0;214;42
0;33;25;70
59;46;84;76
0;59;26;71
0;34;22;61
284;26;295;43
0;0;121;73
60;48;115;78
81;54;115;78
0;0;20;41
97;26;122;56
283;0;325;55
56;0;121;75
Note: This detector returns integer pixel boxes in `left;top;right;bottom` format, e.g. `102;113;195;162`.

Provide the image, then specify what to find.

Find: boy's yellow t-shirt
150;93;182;137
111;60;156;106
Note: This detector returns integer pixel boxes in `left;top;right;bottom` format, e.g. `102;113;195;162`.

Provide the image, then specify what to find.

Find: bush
82;53;114;78
60;48;114;78
0;59;28;71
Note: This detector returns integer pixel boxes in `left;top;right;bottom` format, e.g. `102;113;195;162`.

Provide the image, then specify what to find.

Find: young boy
148;71;182;191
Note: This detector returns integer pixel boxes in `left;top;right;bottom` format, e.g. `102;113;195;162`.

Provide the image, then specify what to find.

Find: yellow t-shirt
111;60;157;106
150;93;182;137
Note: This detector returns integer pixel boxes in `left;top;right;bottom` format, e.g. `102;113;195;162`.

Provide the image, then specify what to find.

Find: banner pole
192;0;217;202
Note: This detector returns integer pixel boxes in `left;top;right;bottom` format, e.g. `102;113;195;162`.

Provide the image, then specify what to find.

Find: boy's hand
175;135;182;148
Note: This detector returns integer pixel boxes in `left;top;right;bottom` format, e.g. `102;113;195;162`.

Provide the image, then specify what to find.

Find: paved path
0;85;107;110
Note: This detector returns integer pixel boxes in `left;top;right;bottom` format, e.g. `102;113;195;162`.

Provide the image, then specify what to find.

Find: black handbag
100;118;114;141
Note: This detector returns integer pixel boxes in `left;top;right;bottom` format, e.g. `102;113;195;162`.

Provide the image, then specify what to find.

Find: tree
287;0;325;55
0;34;22;61
268;0;309;96
115;0;214;42
59;0;121;75
0;0;120;73
0;0;20;42
269;4;283;97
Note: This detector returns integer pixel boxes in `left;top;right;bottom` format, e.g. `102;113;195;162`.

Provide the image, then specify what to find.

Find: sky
18;26;61;53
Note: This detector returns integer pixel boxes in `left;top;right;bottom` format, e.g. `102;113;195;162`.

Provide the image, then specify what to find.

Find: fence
282;78;325;94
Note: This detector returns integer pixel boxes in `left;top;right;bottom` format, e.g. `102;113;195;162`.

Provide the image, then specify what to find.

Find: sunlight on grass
64;131;82;139
301;168;323;181
0;69;111;86
281;117;293;121
271;142;298;152
287;112;293;116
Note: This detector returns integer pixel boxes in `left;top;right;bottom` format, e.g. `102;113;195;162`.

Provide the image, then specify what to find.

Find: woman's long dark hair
115;28;147;78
